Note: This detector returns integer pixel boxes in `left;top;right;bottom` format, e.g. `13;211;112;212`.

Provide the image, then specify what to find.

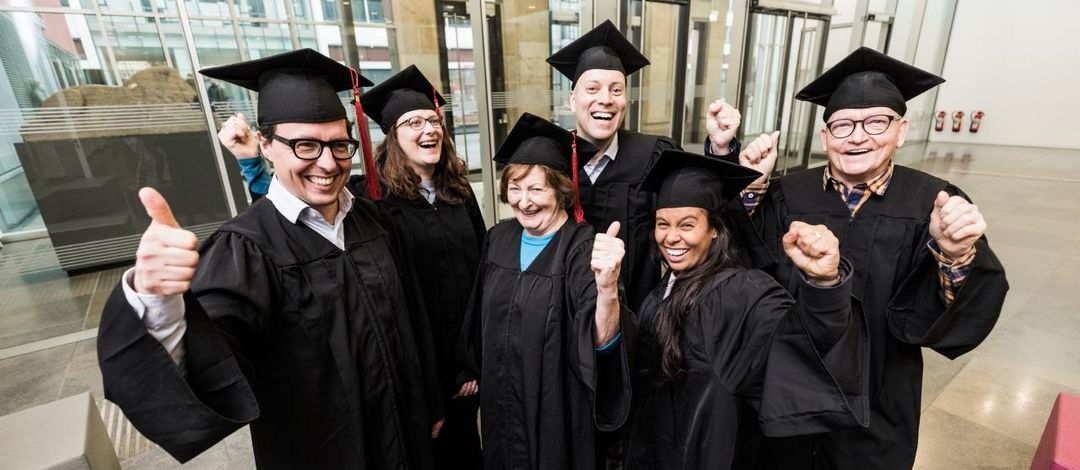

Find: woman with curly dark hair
622;150;870;470
222;65;485;468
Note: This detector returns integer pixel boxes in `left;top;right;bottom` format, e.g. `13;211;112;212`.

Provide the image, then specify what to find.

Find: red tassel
433;85;442;119
571;132;585;224
350;67;381;200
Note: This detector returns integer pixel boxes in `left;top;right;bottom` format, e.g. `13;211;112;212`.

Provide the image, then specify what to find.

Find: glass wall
0;0;958;352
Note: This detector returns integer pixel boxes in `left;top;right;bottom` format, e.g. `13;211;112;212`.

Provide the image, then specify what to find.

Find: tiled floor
0;140;1077;468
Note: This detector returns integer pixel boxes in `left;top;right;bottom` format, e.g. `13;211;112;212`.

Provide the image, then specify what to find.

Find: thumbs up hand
929;190;985;260
591;221;625;292
133;187;200;296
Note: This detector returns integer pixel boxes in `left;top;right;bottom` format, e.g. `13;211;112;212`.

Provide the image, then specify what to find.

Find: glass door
738;7;829;174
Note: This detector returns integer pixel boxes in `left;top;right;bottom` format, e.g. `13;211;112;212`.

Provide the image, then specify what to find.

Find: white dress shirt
583;133;619;183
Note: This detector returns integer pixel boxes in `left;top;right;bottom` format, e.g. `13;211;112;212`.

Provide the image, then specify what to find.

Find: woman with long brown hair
221;65;485;468
621;150;869;470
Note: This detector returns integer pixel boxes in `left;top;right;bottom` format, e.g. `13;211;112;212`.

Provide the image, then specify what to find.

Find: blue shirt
520;231;555;271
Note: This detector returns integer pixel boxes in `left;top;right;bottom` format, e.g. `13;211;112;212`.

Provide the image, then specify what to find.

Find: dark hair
655;210;741;383
498;163;575;209
376;127;473;205
258;123;276;139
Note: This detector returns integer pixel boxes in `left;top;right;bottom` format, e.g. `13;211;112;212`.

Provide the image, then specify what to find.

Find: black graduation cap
360;65;446;134
494;113;575;174
199;48;373;127
796;47;944;122
641;150;762;214
546;20;650;86
494;113;588;222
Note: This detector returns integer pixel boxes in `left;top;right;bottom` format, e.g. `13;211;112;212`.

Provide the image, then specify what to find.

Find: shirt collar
266;176;354;223
822;160;895;196
587;132;619;167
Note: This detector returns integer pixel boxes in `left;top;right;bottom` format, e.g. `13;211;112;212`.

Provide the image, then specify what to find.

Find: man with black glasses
713;47;1009;469
96;49;443;469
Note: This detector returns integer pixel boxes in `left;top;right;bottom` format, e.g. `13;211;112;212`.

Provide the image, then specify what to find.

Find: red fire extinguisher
951;111;964;132
970;111;984;133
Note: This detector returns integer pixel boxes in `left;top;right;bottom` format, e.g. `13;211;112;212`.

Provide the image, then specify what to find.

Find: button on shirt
121;176;355;367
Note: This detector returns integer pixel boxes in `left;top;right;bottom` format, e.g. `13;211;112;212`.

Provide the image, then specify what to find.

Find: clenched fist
133;188;199;296
738;131;780;184
929;191;985;260
705;99;742;156
783;221;841;286
217;113;259;160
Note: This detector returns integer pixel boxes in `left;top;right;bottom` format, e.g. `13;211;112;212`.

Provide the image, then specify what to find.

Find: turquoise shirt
519;231;555;271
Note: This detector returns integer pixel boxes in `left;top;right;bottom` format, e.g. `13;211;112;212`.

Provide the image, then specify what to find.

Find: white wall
931;0;1080;149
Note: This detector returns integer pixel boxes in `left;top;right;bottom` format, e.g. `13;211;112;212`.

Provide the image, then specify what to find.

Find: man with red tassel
95;48;444;469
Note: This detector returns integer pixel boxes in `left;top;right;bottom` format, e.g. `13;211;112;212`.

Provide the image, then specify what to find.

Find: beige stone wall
639;3;678;136
388;0;445;91
496;5;552;125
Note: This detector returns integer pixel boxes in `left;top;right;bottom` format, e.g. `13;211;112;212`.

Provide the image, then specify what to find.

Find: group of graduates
96;20;1008;470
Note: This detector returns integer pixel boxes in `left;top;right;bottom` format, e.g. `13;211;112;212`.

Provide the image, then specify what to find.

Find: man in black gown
712;47;1009;469
547;20;743;314
96;49;443;469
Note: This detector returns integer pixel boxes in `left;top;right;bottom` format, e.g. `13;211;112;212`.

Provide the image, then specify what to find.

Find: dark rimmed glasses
826;114;900;138
271;135;358;160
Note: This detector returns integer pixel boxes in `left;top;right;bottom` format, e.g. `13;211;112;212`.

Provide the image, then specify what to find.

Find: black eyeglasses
826;114;900;138
394;115;443;131
271;135;358;160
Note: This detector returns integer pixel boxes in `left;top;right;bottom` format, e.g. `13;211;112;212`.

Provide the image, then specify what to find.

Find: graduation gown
346;176;487;466
727;165;1008;469
623;267;869;470
97;197;443;470
459;219;634;470
577;130;678;313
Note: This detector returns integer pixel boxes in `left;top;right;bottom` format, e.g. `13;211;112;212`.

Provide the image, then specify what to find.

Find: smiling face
654;207;717;274
820;106;909;187
394;109;443;179
503;165;568;237
570;68;628;145
259;119;351;220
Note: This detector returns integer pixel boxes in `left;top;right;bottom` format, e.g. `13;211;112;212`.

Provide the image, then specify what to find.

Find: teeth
591;112;614;120
846;149;870;155
666;248;688;257
308;176;334;186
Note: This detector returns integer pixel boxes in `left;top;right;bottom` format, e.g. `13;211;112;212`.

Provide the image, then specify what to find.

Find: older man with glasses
708;47;1009;470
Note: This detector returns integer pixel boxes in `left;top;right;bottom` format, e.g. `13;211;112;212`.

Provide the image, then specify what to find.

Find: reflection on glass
638;1;681;137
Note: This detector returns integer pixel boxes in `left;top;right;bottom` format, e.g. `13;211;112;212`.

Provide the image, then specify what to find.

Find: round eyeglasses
395;115;443;131
826;114;900;138
271;135;358;160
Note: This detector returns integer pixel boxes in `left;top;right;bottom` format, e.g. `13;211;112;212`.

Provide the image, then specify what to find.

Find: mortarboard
199;48;373;127
546;20;650;86
360;65;446;134
640;150;761;214
796;47;945;122
494;113;587;223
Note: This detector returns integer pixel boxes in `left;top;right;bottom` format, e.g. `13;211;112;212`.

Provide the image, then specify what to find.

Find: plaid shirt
739;161;974;306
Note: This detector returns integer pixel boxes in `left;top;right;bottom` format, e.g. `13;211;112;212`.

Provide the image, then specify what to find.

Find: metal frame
467;0;497;227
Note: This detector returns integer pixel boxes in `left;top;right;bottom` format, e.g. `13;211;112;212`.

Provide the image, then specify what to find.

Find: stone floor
0;140;1077;468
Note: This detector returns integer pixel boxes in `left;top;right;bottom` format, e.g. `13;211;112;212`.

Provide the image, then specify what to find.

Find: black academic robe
459;219;634;470
577;130;678;313
727;165;1009;469
624;267;869;470
345;176;487;467
97;197;443;470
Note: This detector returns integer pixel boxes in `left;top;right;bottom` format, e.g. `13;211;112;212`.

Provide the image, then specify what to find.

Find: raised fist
705;99;742;156
783;221;840;286
217;113;259;159
929;191;985;260
739;131;780;183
